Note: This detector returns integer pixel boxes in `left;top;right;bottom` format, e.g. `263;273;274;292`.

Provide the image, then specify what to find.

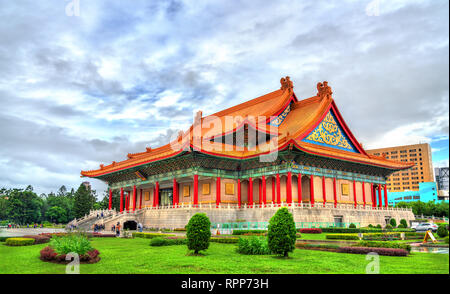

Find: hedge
211;237;239;243
362;233;402;241
337;246;408;256
22;235;50;244
0;236;21;242
295;243;340;250
357;241;411;253
299;228;322;234
232;230;267;235
132;232;175;239
149;237;187;246
325;234;359;240
5;238;35;246
321;227;414;233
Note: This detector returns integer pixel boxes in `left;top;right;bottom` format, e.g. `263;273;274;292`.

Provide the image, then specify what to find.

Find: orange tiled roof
81;78;414;177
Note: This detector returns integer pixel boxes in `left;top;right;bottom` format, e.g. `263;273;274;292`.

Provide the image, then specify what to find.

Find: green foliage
385;224;393;230
389;218;397;228
49;233;93;255
237;237;271;255
5;238;35;246
149;237;187;246
400;219;408;228
186;213;211;254
376;224;382;228
73;184;96;219
232;230;267;235
437;225;449;238
397;224;406;228
295;243;340;250
368;224;373;228
210;237;239;243
396;200;449;218
4;187;43;224
267;208;296;257
325;234;359;240
357;240;411;252
349;223;356;228
132;232;175;239
444;236;449;244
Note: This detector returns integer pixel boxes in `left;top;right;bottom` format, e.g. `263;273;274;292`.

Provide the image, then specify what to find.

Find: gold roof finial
316;81;332;99
280;76;294;93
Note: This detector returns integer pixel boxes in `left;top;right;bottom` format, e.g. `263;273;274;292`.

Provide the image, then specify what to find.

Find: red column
248;177;253;207
125;193;128;211
237;179;241;208
139;189;143;209
353;180;357;208
276;173;281;206
216;177;221;208
132;185;137;212
272;178;275;204
120;187;124;213
193;175;198;207
322;176;326;207
333;178;337;208
155;182;160;207
384;184;388;208
258;179;262;206
362;182;366;208
173;178;177;208
152;186;156;207
286;172;292;206
262;175;266;207
108;189;112;210
371;183;376;207
310;175;315;207
378;185;382;208
298;173;302;204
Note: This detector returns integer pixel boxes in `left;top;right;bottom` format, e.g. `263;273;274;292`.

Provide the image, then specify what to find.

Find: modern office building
388;182;448;206
366;143;434;192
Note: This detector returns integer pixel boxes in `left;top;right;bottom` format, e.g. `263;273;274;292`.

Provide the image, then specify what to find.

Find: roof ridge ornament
280;76;294;93
317;81;332;99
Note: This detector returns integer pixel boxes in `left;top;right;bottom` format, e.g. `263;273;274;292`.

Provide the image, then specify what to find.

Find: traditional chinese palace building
79;77;415;229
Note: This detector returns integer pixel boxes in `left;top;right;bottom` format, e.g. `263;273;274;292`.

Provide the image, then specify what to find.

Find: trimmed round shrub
349;223;356;229
389;218;397;228
385;224;393;230
5;238;35;246
437;225;449;238
368;224;373;228
400;219;408;228
268;207;296;257
376;224;382;229
186;213;211;254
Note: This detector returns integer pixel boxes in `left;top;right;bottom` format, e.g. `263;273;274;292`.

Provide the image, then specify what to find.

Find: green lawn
0;237;448;274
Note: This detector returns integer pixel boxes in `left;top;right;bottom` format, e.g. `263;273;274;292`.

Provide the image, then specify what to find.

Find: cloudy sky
0;0;448;196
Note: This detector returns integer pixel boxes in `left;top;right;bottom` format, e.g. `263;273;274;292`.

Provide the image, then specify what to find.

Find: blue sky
0;0;448;196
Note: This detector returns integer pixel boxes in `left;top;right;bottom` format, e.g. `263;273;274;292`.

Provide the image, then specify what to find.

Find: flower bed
337;246;408;256
357;241;411;253
0;236;21;242
236;237;271;255
295;242;339;252
299;228;322;234
22;235;51;244
40;246;100;264
325;234;359;240
40;233;100;264
5;238;35;246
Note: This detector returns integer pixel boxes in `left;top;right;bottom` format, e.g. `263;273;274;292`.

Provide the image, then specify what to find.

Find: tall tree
73;184;95;219
6;187;43;224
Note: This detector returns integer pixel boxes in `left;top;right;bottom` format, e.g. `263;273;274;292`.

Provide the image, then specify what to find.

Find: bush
397;224;406;229
362;232;401;241
368;224;373;228
22;235;50;244
40;246;58;261
210;237;239;243
325;234;359;240
150;237;187;246
299;228;322;234
444;236;449;244
5;238;35;246
389;218;397;228
39;246;100;263
376;224;382;229
437;225;449;238
321;227;382;233
295;243;340;250
357;241;411;253
232;230;267;235
338;246;408;256
385;224;393;230
0;236;21;242
400;219;408;228
349;223;356;229
237;237;271;255
132;232;175;239
186;213;211;254
50;233;93;255
268;208;297;257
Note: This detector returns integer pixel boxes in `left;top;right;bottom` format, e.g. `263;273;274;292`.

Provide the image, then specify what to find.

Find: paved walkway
0;228;66;237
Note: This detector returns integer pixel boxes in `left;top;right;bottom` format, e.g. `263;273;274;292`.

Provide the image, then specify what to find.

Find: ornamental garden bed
39;233;101;264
